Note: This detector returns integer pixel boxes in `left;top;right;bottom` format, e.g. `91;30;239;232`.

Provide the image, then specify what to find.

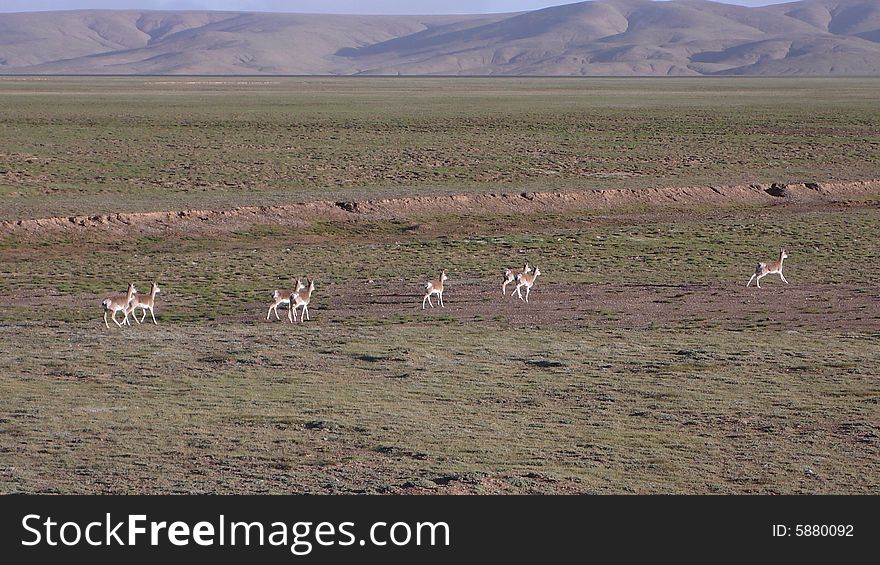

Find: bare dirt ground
292;280;880;333
1;78;878;494
3;179;878;239
2;186;878;495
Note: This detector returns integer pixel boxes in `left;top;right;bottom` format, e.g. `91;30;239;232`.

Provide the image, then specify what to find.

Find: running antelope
267;279;305;322
290;279;315;322
422;270;448;309
746;249;789;289
102;283;137;329
513;267;541;303
502;263;532;295
126;282;161;325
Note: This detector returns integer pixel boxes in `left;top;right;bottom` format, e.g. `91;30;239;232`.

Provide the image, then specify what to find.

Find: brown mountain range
1;0;878;75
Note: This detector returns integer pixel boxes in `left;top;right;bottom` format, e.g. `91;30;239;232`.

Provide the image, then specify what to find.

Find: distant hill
1;0;878;75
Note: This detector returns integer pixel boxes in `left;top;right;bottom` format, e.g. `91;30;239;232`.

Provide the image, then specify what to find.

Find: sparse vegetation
0;78;878;494
2;77;879;220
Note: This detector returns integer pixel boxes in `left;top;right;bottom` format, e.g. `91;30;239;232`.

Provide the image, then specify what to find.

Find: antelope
267;279;305;322
290;278;316;322
513;267;541;302
126;282;161;325
422;270;448;309
502;263;532;295
102;283;137;329
746;248;789;289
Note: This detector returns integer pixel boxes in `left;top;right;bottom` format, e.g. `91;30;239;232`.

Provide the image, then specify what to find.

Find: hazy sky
0;1;793;15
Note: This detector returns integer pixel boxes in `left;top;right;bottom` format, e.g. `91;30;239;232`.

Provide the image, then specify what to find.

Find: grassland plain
1;77;879;219
0;78;878;494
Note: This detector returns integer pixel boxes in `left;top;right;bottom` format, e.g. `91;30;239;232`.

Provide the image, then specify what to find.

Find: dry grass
1;320;877;494
1;78;878;494
2;77;879;220
1;203;878;494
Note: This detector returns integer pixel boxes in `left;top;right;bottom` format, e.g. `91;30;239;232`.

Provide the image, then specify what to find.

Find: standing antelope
290;279;316;322
502;263;532;295
267;279;305;322
513;267;541;302
746;249;789;289
126;282;161;325
102;283;137;329
422;270;448;309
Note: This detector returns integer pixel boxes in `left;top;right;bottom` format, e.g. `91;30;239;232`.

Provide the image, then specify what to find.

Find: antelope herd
101;249;790;328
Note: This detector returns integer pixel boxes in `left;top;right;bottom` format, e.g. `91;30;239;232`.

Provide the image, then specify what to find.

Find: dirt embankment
2;180;879;238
